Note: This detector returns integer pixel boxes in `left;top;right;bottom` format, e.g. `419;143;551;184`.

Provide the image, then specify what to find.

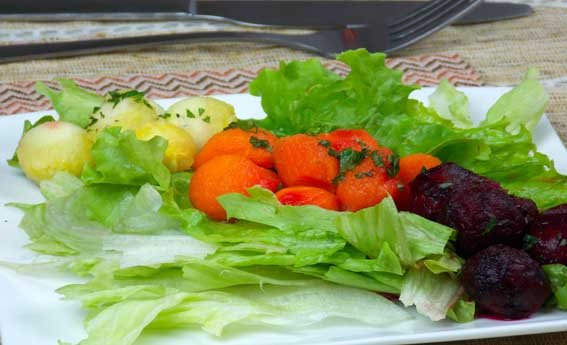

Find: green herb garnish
107;90;151;109
355;170;374;179
250;136;272;152
331;148;369;184
482;217;499;236
186;109;196;118
386;154;400;178
524;234;539;249
318;140;331;148
370;151;385;167
88;116;98;127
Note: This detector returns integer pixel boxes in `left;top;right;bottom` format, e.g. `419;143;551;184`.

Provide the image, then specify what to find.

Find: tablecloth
0;0;565;344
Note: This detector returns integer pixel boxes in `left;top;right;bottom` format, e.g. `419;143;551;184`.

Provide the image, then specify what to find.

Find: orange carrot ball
397;153;442;184
273;134;339;192
318;129;380;152
336;158;402;211
189;154;280;220
193;128;277;169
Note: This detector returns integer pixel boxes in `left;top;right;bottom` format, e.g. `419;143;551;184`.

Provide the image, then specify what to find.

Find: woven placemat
0;53;482;115
0;1;566;344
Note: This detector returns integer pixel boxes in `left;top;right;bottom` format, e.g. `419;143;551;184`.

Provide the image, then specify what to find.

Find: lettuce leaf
399;211;456;263
248;49;417;136
35;79;104;128
428;79;472;128
59;282;410;345
336;196;411;265
39;172;84;200
216;187;346;267
81;128;171;189
501;174;567;210
292;265;403;294
10;183;183;255
422;251;463;275
543;264;567;310
336;196;456;268
399;268;462;321
447;299;475;323
78;291;186;345
218;186;341;233
483;68;549;134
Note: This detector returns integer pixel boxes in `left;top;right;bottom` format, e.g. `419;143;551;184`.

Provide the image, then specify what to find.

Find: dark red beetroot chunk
409;163;502;223
409;163;531;257
528;206;567;265
512;196;539;225
462;245;551;320
447;188;527;257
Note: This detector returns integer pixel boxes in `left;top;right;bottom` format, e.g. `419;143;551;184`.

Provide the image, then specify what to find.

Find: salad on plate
3;49;567;345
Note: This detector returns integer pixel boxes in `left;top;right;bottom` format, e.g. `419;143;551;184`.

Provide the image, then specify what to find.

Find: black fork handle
0;29;362;63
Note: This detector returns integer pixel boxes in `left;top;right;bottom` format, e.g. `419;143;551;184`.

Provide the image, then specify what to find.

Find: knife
195;1;532;27
0;1;532;26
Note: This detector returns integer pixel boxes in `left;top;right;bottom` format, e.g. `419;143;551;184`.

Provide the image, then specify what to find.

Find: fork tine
389;0;460;36
390;0;472;39
387;0;447;29
386;0;481;51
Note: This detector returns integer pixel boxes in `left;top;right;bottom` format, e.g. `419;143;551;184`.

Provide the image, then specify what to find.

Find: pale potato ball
16;121;93;183
87;92;162;138
135;120;198;172
166;97;236;149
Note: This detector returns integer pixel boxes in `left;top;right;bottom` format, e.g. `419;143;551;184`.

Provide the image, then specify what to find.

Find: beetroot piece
528;206;567;265
512;196;539;225
462;245;551;320
446;189;526;256
409;163;534;257
409;163;500;223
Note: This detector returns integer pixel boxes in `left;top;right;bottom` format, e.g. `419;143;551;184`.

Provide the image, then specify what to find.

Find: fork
0;0;482;63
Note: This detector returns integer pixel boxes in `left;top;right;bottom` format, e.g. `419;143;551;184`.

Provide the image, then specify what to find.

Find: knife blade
0;1;532;26
195;1;533;27
452;2;533;25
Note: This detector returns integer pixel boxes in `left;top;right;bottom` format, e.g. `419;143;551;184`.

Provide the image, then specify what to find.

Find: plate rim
0;88;566;345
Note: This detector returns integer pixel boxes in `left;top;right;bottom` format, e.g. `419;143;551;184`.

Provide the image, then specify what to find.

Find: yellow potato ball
135;120;198;172
16;121;93;183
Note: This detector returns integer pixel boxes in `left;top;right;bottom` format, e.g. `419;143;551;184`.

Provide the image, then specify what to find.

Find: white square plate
1;88;566;345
